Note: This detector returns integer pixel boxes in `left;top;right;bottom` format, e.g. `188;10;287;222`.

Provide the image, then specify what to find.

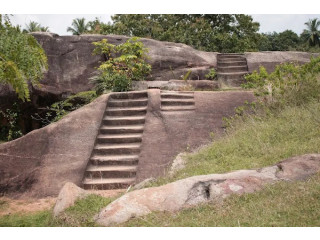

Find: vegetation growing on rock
0;15;48;102
91;37;151;93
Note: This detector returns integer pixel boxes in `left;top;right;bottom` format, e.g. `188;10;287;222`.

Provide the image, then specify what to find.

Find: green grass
120;173;320;227
148;101;320;187
0;194;113;227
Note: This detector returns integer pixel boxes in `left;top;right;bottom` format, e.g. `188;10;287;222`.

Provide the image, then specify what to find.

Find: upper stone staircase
160;91;195;112
82;91;148;190
217;53;249;86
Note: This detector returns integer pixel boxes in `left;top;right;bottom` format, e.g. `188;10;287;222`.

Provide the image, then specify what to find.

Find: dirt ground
0;189;124;216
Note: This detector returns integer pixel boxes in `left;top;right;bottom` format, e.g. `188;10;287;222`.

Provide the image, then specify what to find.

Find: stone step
218;58;246;63
161;99;195;106
218;54;245;59
100;125;144;134
161;105;196;111
90;154;139;165
85;165;137;178
217;61;248;67
110;91;148;100
102;116;146;125
105;107;147;116
108;98;148;108
217;65;248;73
161;93;194;99
83;177;136;190
93;143;141;155
97;133;143;143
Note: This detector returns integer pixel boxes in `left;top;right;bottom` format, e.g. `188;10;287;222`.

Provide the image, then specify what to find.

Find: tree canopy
23;21;49;33
301;18;320;47
0;15;48;101
67;18;90;35
86;14;261;53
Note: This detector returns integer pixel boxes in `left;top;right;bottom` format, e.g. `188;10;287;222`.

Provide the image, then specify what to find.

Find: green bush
242;56;320;109
205;68;217;80
91;37;151;93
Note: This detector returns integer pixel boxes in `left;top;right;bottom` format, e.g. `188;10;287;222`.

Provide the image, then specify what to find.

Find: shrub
205;68;216;80
242;56;320;109
91;37;151;93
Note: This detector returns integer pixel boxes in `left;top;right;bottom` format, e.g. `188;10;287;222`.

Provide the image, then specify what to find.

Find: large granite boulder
95;154;320;226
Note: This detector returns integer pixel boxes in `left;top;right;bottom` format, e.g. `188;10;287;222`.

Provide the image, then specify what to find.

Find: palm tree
67;18;89;35
301;18;320;47
24;21;49;33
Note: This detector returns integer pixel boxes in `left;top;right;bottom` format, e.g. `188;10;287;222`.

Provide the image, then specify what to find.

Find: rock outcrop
95;154;320;226
2;32;318;102
0;94;109;198
0;90;254;198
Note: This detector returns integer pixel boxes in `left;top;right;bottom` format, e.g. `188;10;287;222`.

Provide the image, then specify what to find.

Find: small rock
53;182;88;217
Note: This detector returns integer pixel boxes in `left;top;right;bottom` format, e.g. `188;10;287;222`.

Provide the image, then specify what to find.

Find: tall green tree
23;21;49;33
258;30;300;51
105;14;261;53
67;18;89;35
0;15;48;101
301;18;320;47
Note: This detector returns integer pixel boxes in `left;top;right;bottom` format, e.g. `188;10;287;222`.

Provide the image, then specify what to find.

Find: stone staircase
160;91;195;112
217;53;249;86
82;91;148;190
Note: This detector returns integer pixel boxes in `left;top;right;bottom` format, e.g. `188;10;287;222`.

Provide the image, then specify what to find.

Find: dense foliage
91;37;151;93
242;55;320;109
85;14;261;53
83;15;320;53
0;15;48;101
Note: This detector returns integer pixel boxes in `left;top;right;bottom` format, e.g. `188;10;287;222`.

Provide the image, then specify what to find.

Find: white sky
9;14;320;36
3;1;320;36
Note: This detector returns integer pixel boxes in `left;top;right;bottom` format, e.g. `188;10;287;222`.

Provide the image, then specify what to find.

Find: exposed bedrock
95;154;320;226
0;90;254;198
1;33;318;102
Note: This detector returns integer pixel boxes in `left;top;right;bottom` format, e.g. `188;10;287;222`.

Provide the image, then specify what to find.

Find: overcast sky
9;14;320;36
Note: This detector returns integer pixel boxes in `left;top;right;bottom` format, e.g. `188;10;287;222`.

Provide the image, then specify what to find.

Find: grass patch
56;194;113;227
121;173;320;227
0;194;113;227
148;101;320;187
0;210;55;227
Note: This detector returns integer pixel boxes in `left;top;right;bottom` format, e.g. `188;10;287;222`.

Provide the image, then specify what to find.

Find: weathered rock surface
132;80;219;91
53;182;89;216
245;51;320;73
0;94;109;198
95;154;320;226
0;90;254;198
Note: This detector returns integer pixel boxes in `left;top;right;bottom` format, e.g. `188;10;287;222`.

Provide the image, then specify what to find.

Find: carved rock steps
217;54;249;85
161;91;195;112
82;91;148;190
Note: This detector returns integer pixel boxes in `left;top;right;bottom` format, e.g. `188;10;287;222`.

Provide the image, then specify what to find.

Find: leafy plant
205;68;217;80
32;91;97;125
182;70;192;81
91;37;151;93
0;15;48;101
242;56;320;109
0;103;23;141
